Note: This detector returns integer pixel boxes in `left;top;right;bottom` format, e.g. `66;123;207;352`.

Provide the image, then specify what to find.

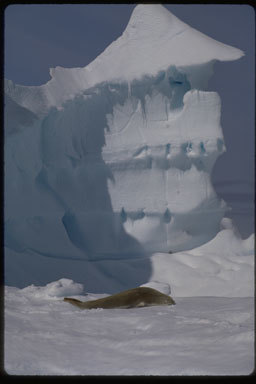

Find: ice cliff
5;5;245;287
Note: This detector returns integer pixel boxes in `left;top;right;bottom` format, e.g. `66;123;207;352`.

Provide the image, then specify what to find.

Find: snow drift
4;4;253;294
5;283;254;375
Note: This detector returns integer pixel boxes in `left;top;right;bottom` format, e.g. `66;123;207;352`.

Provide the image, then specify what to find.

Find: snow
140;281;171;295
4;4;243;115
4;221;254;297
21;278;84;298
4;4;254;295
149;225;254;298
5;4;248;263
4;4;254;375
5;282;254;375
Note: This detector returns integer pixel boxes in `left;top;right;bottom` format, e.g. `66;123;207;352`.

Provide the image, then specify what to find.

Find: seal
64;286;175;309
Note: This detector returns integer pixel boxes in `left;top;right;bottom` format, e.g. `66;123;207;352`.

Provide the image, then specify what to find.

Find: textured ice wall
103;67;227;252
5;64;226;261
5;4;245;290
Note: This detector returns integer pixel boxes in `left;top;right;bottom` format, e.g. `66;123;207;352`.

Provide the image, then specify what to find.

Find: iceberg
4;5;247;288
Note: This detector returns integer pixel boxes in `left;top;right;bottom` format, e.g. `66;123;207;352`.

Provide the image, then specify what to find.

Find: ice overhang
84;4;244;84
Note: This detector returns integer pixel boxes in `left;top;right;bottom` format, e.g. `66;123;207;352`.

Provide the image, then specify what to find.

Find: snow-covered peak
86;4;244;83
5;4;244;114
123;4;188;40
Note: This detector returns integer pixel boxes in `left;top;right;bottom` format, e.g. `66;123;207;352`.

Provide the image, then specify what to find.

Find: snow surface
4;6;254;374
5;282;254;375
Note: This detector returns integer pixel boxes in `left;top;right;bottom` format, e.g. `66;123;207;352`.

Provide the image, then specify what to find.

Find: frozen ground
4;223;255;375
4;281;254;376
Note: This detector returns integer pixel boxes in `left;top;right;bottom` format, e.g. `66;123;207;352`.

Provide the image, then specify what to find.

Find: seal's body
64;287;175;309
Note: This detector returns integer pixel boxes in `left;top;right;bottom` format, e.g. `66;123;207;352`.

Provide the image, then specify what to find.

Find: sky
4;4;255;237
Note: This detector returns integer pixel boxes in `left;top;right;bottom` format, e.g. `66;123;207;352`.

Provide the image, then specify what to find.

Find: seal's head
164;295;175;305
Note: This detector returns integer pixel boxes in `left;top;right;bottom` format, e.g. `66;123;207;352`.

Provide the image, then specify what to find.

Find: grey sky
4;4;255;237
